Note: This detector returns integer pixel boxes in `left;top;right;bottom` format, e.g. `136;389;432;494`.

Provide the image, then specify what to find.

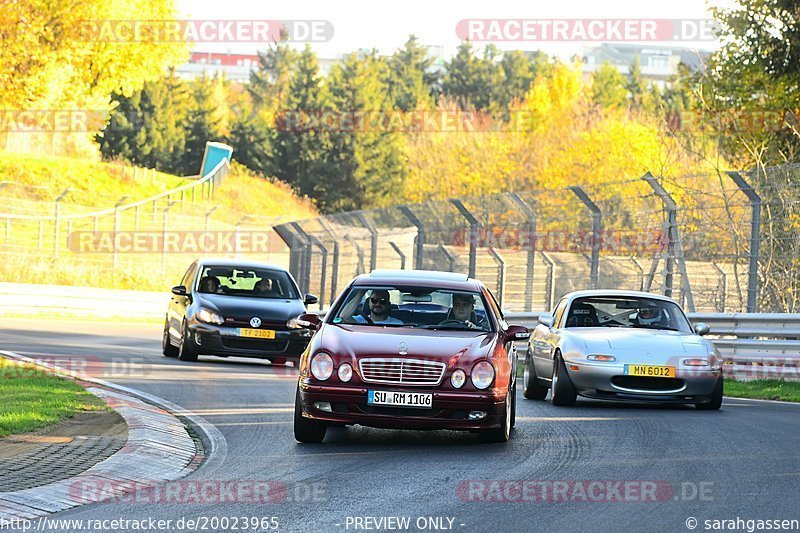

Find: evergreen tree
591;63;628;110
388;35;435;111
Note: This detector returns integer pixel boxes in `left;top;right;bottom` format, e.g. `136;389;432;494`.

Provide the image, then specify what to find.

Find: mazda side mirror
538;313;555;328
694;323;710;336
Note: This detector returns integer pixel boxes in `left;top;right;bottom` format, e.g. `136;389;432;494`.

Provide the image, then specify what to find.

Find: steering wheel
438;319;477;329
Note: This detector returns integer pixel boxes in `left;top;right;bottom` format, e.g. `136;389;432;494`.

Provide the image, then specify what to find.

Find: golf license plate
239;328;276;339
624;364;676;378
368;390;432;409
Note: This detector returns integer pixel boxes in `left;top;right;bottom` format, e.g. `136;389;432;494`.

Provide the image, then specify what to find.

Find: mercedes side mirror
506;325;530;340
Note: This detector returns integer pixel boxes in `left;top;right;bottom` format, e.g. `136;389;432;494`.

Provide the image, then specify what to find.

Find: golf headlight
338;363;353;382
196;307;224;325
471;361;495;390
451;369;466;389
310;352;334;381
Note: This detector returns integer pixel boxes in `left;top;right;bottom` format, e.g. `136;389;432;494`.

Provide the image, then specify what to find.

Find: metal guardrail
504;312;800;381
0;159;228;222
1;283;796;380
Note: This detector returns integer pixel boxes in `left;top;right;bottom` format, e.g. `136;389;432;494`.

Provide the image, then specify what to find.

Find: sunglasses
370;297;389;304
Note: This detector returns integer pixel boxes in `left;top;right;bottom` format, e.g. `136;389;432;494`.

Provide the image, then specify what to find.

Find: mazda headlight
310;352;334;381
471;361;495;390
196;307;224;325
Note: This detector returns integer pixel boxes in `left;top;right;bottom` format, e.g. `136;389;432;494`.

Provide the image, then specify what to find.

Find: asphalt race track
2;320;799;533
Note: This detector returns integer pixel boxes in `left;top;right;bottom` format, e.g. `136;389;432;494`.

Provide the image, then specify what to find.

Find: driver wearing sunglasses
353;289;403;325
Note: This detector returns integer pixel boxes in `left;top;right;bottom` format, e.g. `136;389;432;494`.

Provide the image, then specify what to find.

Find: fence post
204;205;219;232
487;247;506;308
509;193;537;312
569;186;602;290
52;188;71;259
113;196;129;270
161;201;177;279
438;244;456;272
318;218;340;303
641;173;695;311
398;205;425;270
273;223;308;293
388;241;406;270
449;199;479;278
630;257;645;291
540;251;556;311
291;223;328;308
727;171;761;313
712;262;727;312
354;211;378;272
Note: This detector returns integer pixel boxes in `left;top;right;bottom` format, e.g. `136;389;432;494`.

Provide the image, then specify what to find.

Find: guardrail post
569;186;602;290
540;251;556;310
487;247;506;307
398;205;425;270
354;211;378;272
389;241;406;270
449;199;479;278
509;193;536;312
727;171;762;313
641;173;695;311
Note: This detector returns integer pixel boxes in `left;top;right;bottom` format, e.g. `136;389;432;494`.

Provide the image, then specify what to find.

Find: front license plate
238;328;276;339
624;364;676;378
368;390;432;409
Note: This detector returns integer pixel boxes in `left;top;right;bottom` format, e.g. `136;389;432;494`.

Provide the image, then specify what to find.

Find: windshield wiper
416;325;485;331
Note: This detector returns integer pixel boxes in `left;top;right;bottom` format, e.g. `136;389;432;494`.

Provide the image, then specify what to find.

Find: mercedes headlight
471;361;495;390
451;369;466;389
310;352;334;381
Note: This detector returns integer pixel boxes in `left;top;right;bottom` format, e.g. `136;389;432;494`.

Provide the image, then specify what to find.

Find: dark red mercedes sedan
292;270;530;443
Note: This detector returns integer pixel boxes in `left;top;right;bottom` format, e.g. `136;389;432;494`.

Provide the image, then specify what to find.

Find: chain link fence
276;167;800;313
